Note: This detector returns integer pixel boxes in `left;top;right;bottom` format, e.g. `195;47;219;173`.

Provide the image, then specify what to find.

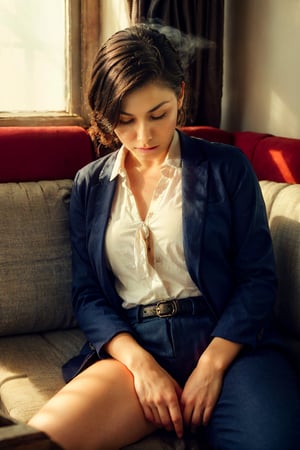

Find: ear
178;81;185;109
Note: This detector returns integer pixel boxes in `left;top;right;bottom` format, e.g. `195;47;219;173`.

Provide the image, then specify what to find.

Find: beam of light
269;149;297;183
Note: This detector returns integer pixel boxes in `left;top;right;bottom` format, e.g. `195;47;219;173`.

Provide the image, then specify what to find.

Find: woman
29;24;300;450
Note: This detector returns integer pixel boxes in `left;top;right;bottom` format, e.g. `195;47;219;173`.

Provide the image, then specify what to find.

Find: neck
125;150;167;172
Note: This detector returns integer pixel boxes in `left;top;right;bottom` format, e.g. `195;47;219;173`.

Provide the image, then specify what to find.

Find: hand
104;332;184;438
181;337;243;431
132;357;184;438
181;356;223;431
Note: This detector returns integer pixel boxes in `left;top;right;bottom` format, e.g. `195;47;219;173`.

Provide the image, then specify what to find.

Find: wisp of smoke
148;21;215;71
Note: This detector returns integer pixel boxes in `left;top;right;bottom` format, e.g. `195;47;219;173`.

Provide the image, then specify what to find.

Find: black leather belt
137;296;205;319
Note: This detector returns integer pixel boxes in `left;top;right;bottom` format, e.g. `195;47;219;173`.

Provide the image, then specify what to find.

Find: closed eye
151;112;167;120
118;112;167;125
118;118;134;125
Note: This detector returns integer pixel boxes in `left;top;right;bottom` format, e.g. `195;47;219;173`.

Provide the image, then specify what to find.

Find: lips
135;145;159;151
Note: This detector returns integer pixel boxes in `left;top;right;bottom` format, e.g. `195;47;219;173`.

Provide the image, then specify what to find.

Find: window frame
0;0;100;127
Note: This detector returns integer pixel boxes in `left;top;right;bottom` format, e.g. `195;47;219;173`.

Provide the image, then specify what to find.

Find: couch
0;125;299;449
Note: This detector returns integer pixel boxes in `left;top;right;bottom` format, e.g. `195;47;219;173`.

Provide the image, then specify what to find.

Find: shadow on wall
222;0;300;138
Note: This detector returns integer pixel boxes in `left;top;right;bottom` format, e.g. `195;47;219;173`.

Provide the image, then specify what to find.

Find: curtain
127;0;224;127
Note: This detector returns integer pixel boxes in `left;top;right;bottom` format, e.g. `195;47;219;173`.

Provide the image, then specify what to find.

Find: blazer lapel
88;156;118;294
180;132;208;289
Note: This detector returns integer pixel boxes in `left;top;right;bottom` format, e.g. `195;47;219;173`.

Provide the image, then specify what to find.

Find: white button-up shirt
105;131;201;309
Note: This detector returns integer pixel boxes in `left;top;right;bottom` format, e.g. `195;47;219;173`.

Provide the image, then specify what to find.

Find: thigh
29;359;156;450
205;347;300;450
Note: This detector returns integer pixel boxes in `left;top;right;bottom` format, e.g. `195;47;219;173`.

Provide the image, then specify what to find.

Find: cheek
163;114;178;132
114;128;131;143
168;107;180;124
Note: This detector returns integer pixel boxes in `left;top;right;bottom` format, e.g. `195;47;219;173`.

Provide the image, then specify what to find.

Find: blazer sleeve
208;148;277;348
69;165;133;357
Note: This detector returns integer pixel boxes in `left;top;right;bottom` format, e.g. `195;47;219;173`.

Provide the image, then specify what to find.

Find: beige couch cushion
260;181;300;371
0;180;75;336
0;328;85;421
260;181;300;333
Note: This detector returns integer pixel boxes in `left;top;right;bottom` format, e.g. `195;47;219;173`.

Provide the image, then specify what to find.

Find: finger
156;405;173;432
152;406;164;428
182;400;194;429
169;404;184;438
190;407;203;433
202;406;214;426
143;405;157;425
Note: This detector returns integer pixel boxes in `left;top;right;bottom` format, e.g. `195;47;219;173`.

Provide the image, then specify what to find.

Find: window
0;0;100;126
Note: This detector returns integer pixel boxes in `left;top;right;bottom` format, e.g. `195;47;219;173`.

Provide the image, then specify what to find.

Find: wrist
104;332;154;373
199;337;243;373
127;350;156;374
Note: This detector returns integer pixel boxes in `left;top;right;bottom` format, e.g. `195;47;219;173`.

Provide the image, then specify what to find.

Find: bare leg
28;359;156;450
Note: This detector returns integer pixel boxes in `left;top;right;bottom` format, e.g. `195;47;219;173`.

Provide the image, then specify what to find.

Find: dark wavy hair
88;24;185;153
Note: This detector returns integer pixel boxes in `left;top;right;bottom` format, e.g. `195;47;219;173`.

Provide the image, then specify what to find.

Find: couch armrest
0;414;62;449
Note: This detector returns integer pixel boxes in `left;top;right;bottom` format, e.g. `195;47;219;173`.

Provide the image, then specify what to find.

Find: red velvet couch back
0;126;94;182
182;126;300;184
0;125;299;184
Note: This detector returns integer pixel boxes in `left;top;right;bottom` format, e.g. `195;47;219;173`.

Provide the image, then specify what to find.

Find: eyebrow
120;100;171;116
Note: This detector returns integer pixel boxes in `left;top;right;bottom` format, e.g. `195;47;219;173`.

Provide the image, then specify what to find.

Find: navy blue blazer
64;131;278;380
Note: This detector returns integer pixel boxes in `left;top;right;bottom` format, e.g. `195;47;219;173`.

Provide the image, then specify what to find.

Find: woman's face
114;82;184;162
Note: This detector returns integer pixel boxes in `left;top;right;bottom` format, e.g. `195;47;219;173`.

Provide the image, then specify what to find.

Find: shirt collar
110;130;181;181
110;144;127;181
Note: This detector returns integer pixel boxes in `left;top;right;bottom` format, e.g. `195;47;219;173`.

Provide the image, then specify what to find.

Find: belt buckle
155;300;178;318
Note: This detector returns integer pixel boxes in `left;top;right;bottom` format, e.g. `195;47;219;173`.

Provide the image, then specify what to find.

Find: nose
136;121;152;145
